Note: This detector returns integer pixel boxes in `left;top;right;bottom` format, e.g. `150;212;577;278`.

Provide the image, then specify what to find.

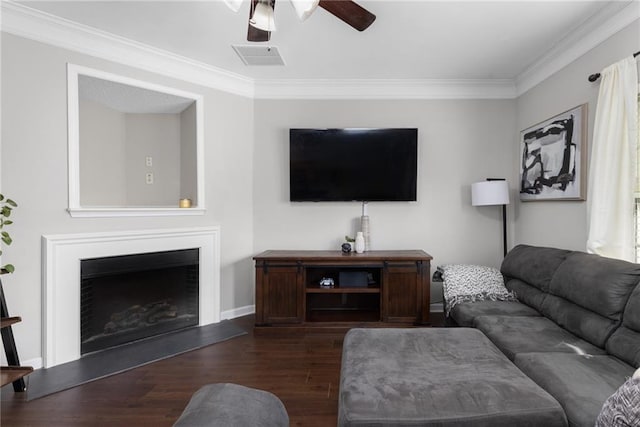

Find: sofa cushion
450;300;540;327
514;353;635;427
540;294;620;349
173;383;289;427
606;283;640;368
505;278;548;312
541;252;640;348
547;252;640;319
339;328;567;427
501;245;571;292
475;315;607;361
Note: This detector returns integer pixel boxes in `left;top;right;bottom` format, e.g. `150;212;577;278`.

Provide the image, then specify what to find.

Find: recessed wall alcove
67;64;205;217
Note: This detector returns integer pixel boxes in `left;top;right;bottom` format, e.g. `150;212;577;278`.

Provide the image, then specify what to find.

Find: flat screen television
289;128;418;202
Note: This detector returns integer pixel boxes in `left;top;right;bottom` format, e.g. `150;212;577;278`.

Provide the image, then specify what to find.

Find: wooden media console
253;250;432;327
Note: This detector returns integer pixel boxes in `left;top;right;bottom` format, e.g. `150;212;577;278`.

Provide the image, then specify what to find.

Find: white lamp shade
223;0;244;12
250;2;276;31
291;0;320;21
471;180;510;206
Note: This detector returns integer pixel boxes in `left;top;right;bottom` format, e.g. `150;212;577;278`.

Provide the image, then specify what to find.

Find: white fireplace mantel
42;227;220;368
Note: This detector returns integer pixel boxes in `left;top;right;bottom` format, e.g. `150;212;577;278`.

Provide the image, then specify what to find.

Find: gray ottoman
174;383;289;427
338;328;567;426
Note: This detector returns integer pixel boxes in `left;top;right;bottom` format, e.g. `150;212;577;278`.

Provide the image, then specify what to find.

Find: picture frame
519;104;587;201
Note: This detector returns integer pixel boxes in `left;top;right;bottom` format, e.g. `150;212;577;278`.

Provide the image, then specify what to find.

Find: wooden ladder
1;277;33;391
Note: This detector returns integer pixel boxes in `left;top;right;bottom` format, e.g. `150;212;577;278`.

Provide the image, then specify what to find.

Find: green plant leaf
0;194;17;272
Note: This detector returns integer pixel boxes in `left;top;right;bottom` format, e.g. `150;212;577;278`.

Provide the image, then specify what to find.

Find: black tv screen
289;128;418;202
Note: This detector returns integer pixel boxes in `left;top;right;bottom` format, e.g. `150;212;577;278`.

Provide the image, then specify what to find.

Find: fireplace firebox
80;248;199;355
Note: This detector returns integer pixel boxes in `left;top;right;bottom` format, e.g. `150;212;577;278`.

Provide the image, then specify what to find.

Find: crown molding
0;1;516;100
516;1;640;96
254;78;517;100
1;0;636;100
0;1;255;98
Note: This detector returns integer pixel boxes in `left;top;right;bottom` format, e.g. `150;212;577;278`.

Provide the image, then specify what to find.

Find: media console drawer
253;250;432;327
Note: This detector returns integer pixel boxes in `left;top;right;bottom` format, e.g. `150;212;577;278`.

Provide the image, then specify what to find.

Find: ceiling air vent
232;45;285;66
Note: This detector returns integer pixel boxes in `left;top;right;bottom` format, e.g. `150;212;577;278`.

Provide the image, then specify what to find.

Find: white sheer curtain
587;56;639;262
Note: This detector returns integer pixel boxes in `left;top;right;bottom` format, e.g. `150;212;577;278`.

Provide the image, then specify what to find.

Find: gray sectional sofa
338;245;640;427
449;244;640;426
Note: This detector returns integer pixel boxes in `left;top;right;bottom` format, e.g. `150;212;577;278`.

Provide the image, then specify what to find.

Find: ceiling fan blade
247;24;271;42
247;0;273;42
319;0;376;32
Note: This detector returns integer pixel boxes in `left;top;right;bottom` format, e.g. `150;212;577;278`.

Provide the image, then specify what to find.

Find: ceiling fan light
250;2;276;32
223;0;244;13
291;0;319;21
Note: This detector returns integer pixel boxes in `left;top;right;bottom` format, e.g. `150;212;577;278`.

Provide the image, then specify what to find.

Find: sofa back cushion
505;279;547;312
606;284;640;368
542;252;640;348
501;245;570;312
501;245;570;292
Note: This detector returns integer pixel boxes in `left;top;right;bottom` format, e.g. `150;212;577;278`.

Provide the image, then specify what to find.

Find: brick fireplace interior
80;248;199;354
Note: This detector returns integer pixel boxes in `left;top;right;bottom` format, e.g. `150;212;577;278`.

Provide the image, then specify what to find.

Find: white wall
1;33;255;365
513;21;640;250
253;99;517;269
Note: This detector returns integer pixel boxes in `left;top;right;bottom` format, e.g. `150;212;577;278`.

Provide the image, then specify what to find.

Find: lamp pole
501;203;507;258
484;178;509;258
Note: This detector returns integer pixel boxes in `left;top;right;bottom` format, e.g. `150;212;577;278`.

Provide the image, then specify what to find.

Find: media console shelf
253;250;432;327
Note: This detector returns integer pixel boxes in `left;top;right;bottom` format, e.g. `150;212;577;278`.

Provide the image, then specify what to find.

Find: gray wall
514;21;640;250
79;99;127;206
1;33;254;364
252;99;517;307
252;99;517;267
1;19;637;365
79;98;198;207
180;102;198;204
124;113;181;206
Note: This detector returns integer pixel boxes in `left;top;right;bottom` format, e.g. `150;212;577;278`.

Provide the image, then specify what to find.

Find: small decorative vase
354;232;365;254
341;242;352;253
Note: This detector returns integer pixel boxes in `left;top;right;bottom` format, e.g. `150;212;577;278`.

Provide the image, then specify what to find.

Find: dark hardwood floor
1;314;444;426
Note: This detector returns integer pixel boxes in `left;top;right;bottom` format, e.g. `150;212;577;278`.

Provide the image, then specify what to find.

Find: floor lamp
471;179;510;257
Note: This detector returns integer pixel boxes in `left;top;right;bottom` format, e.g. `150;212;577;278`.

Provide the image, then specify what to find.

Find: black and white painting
520;104;587;201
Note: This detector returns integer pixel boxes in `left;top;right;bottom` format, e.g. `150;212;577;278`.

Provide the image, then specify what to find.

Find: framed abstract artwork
519;104;587;201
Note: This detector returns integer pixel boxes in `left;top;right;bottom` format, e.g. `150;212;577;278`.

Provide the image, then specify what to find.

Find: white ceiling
12;0;635;84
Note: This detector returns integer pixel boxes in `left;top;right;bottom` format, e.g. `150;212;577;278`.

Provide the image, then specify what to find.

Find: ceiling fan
224;0;376;42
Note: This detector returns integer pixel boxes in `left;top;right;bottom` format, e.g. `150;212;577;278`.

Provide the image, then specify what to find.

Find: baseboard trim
430;303;444;313
22;357;43;370
221;305;255;320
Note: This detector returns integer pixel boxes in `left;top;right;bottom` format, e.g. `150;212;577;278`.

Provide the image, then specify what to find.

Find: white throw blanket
439;264;517;316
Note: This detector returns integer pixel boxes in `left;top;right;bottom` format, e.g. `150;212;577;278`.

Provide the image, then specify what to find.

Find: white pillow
440;264;517;316
595;375;640;427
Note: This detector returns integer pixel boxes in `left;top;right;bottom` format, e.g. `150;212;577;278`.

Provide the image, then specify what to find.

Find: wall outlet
145;156;153;167
145;172;154;184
